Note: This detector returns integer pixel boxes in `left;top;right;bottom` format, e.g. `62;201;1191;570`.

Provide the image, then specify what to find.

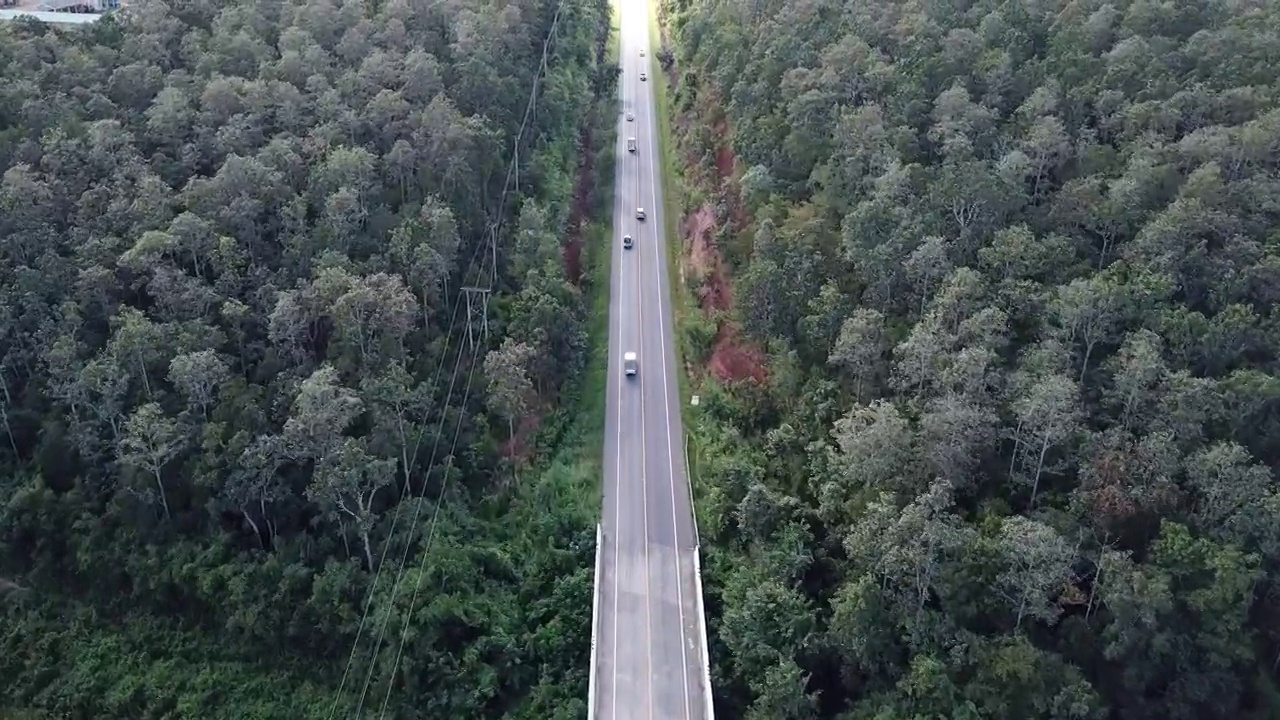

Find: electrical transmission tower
460;220;498;352
462;285;490;352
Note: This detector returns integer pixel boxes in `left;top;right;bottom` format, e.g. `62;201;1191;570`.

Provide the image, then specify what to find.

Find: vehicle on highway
636;207;645;220
626;111;634;121
640;48;645;56
623;234;633;249
640;72;647;81
627;137;636;152
624;351;638;376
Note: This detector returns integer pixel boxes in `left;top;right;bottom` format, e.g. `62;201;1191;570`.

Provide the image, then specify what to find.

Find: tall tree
306;437;395;570
828;308;885;401
118;403;186;518
168;350;232;420
994;516;1076;631
1009;371;1081;507
483;337;536;442
283;364;363;460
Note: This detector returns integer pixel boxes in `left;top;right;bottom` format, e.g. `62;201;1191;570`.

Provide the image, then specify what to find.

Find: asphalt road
592;0;709;718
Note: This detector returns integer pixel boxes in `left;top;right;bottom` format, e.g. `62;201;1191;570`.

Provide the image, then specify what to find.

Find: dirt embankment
658;26;767;386
563;124;595;286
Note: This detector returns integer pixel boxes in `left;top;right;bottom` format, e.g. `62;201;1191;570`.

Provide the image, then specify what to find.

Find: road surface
593;0;709;718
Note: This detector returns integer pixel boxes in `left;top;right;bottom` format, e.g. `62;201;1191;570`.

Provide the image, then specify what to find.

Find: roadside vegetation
657;0;1280;718
0;0;617;716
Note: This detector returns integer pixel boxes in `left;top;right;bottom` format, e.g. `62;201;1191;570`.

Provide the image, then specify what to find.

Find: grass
564;0;623;497
513;0;622;526
528;0;712;539
644;0;693;394
643;0;717;538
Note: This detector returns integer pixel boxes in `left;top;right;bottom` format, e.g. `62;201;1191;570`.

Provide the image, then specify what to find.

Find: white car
624;351;638;376
623;234;633;249
640;49;645;57
626;112;634;121
640;72;647;81
636;207;645;220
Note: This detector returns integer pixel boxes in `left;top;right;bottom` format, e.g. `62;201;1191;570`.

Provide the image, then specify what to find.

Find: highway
591;0;711;718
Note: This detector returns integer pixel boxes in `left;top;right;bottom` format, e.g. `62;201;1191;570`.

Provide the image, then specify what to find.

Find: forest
657;0;1280;718
0;0;616;717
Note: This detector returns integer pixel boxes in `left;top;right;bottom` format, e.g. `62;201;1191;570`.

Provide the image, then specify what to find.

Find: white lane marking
638;1;696;717
609;17;632;717
621;8;657;719
629;12;658;719
637;161;656;720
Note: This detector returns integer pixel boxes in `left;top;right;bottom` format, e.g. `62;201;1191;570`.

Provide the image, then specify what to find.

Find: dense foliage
661;0;1280;718
0;0;614;716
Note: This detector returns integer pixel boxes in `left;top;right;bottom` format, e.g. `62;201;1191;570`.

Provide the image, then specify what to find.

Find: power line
363;0;570;710
377;346;481;718
324;288;463;720
331;0;571;716
350;321;472;717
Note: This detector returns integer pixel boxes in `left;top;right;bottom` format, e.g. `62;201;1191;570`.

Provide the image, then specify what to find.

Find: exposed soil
710;116;751;233
712;118;736;178
664;89;766;382
708;325;768;385
653;9;768;385
682;205;733;312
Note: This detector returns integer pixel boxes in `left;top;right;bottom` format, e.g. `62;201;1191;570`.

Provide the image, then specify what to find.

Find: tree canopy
661;0;1280;718
0;0;613;716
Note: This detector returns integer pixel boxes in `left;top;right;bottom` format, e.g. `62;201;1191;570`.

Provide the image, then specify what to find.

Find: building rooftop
0;8;103;23
0;0;118;23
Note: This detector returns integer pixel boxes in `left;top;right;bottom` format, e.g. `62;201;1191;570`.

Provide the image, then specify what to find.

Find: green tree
483;337;537;442
168;350;231;421
745;657;818;720
118;403;186;518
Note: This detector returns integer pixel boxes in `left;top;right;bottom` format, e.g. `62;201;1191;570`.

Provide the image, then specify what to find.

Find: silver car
624;351;638;376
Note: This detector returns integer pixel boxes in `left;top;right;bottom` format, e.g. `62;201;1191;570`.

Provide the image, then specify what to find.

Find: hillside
0;0;614;717
657;0;1280;718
